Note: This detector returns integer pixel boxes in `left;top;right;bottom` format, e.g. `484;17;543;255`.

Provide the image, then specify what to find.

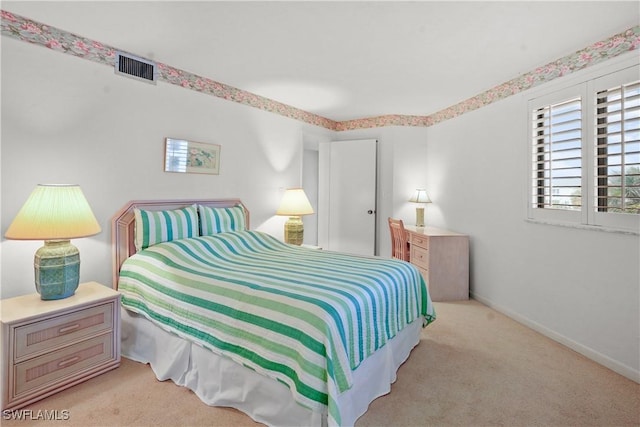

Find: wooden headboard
110;198;249;289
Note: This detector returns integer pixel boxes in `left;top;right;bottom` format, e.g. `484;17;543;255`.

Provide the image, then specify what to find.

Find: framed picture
164;138;221;175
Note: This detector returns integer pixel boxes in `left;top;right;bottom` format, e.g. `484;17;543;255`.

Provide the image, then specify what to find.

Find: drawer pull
57;356;81;368
58;324;81;334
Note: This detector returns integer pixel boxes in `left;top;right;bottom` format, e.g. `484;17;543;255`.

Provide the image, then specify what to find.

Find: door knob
367;210;374;214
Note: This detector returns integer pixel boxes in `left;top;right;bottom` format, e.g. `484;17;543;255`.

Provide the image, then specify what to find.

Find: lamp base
34;240;80;300
415;207;425;227
284;216;304;245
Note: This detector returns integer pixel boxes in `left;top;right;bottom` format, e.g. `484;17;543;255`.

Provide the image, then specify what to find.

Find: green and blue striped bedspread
119;230;435;425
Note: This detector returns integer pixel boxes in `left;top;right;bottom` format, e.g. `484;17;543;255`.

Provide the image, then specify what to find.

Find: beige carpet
4;300;639;426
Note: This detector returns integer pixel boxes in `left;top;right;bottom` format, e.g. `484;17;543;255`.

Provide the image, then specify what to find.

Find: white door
318;139;377;255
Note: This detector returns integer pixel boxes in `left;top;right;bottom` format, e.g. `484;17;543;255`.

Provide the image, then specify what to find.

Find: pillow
198;205;246;235
134;204;199;251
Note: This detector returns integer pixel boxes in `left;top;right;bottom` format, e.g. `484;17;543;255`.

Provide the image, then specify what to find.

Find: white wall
424;53;640;382
0;36;334;297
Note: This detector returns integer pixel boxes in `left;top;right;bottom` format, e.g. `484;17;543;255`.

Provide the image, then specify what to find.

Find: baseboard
471;292;640;384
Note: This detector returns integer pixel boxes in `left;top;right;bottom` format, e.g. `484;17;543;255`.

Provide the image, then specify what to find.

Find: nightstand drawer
410;234;429;249
13;333;114;397
14;302;115;361
410;245;429;269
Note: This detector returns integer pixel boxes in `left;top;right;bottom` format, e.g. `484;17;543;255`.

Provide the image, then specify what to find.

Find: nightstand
1;282;120;411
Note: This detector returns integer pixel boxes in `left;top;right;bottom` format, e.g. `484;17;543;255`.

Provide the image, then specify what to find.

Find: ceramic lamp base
284;216;304;245
34;240;80;300
415;207;425;227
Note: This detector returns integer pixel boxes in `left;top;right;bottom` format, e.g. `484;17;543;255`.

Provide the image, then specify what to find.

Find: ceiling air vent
114;52;157;84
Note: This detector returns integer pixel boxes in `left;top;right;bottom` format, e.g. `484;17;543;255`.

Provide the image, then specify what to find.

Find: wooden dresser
405;225;469;302
1;282;120;411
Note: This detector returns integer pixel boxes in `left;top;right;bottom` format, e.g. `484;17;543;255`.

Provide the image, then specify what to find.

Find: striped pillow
198;205;246;235
134;204;199;251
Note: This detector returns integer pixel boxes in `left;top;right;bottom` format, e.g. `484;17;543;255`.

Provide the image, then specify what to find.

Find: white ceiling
4;1;639;122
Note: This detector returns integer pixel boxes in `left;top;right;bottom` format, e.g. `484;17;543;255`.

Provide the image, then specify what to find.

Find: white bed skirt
121;308;423;427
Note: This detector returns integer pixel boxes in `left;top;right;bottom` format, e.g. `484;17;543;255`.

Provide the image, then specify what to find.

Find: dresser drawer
13;333;114;398
410;234;429;249
14;302;115;361
410;245;429;269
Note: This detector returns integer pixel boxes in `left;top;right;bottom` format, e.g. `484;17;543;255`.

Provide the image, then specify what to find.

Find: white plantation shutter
595;80;640;214
532;97;583;211
528;63;639;233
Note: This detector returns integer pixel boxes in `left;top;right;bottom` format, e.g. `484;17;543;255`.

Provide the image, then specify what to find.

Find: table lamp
276;188;314;245
409;189;431;227
5;184;101;300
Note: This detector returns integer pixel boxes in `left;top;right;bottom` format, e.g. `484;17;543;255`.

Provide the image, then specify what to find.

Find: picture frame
164;138;221;175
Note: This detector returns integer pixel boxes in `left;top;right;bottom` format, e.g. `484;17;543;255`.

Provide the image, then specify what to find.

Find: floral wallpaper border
0;10;339;130
347;25;639;132
2;10;639;132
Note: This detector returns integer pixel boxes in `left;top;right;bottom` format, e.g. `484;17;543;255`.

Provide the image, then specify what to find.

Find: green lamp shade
5;184;101;300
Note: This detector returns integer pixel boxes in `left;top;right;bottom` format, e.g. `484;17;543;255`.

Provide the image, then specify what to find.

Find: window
532;97;583;211
595;81;640;214
528;64;639;233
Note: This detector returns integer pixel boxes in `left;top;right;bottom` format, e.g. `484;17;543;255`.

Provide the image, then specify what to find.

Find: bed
111;198;435;427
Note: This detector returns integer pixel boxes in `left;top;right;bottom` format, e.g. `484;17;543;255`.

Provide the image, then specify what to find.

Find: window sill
525;218;639;236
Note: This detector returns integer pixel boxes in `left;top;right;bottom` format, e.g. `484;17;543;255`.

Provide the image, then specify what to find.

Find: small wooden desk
405;225;469;302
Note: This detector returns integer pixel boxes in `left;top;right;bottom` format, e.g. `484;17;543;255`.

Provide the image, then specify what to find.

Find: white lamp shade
409;189;432;204
276;188;314;216
5;184;101;240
